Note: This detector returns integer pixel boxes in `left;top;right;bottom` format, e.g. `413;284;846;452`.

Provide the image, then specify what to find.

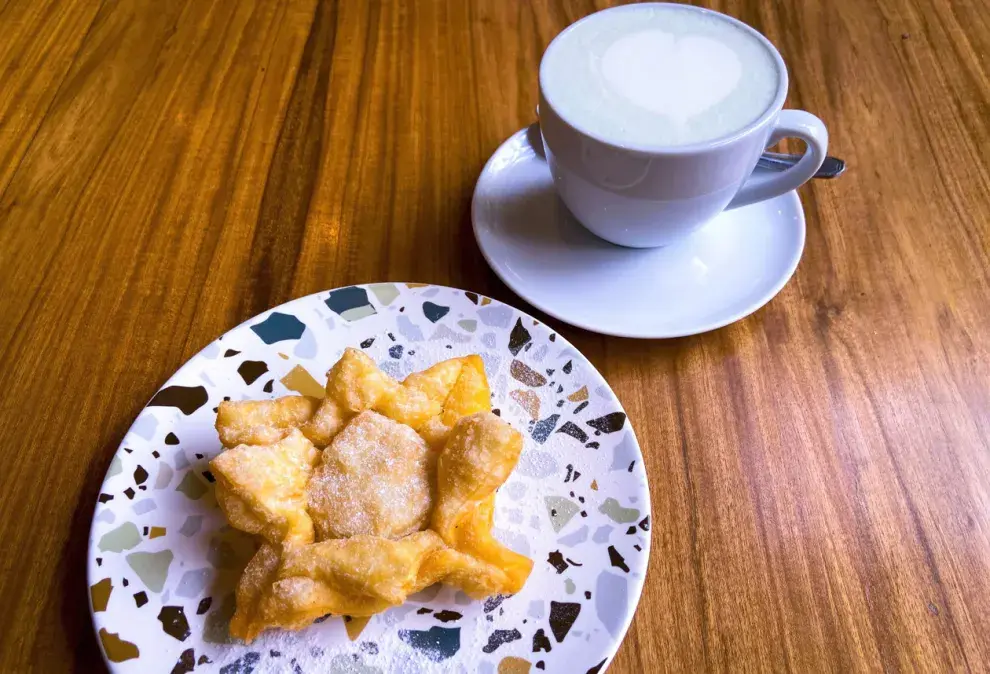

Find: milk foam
541;4;780;147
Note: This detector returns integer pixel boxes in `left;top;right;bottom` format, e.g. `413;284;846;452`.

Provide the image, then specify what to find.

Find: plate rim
87;282;653;673
472;126;807;339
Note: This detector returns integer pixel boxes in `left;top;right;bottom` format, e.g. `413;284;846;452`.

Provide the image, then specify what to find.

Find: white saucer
472;125;806;339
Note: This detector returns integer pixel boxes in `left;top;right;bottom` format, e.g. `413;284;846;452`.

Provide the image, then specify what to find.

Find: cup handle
727;110;828;210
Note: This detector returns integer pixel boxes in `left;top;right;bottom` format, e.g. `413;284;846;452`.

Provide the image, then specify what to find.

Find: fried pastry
307;410;434;540
216;396;319;448
212;349;534;643
211;428;319;545
432;413;533;593
411;355;491;448
298;349;476;446
402;357;464;403
228;543;282;642
253;532;444;637
230;532;518;640
416;545;514;599
439;355;491;425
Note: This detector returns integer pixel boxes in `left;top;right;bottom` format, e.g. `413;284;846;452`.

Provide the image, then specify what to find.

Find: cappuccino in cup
541;3;782;148
538;3;828;247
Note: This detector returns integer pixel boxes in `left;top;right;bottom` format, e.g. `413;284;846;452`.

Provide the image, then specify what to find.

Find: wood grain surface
1;0;989;671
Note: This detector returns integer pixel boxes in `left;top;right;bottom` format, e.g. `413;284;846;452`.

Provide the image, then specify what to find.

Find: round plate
472;125;806;338
88;284;651;673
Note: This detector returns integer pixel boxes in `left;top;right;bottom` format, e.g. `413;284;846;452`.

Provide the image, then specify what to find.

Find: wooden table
2;0;988;671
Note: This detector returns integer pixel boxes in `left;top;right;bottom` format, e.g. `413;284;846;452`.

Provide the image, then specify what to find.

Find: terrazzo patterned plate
88;284;651;674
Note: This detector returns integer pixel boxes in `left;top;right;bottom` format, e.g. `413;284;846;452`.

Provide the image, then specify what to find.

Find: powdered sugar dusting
307;411;434;540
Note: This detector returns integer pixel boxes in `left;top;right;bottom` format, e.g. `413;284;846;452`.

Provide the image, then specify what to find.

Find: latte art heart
601;31;743;124
542;4;779;147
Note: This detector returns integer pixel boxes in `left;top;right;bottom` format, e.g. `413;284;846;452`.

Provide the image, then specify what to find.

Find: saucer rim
472;126;806;339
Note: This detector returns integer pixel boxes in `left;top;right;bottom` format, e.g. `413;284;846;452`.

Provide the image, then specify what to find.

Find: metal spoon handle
758;151;846;179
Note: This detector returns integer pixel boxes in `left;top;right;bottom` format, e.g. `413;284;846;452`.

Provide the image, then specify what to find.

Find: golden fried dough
217;351;491;450
325;348;395;413
447;494;533;593
214;350;533;643
410;355;490;447
403;358;465;405
307;411;434;540
302;348;464;443
216;396;319;448
211;428;319;545
416;416;454;449
433;412;523;524
440;355;491;425
432;412;533;593
298;396;348;448
230;531;522;641
280;531;444;604
417;546;513;599
231;532;443;638
374;384;442;429
229;543;282;642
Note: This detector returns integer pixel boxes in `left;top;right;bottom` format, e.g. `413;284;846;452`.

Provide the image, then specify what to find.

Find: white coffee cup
538;3;828;248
